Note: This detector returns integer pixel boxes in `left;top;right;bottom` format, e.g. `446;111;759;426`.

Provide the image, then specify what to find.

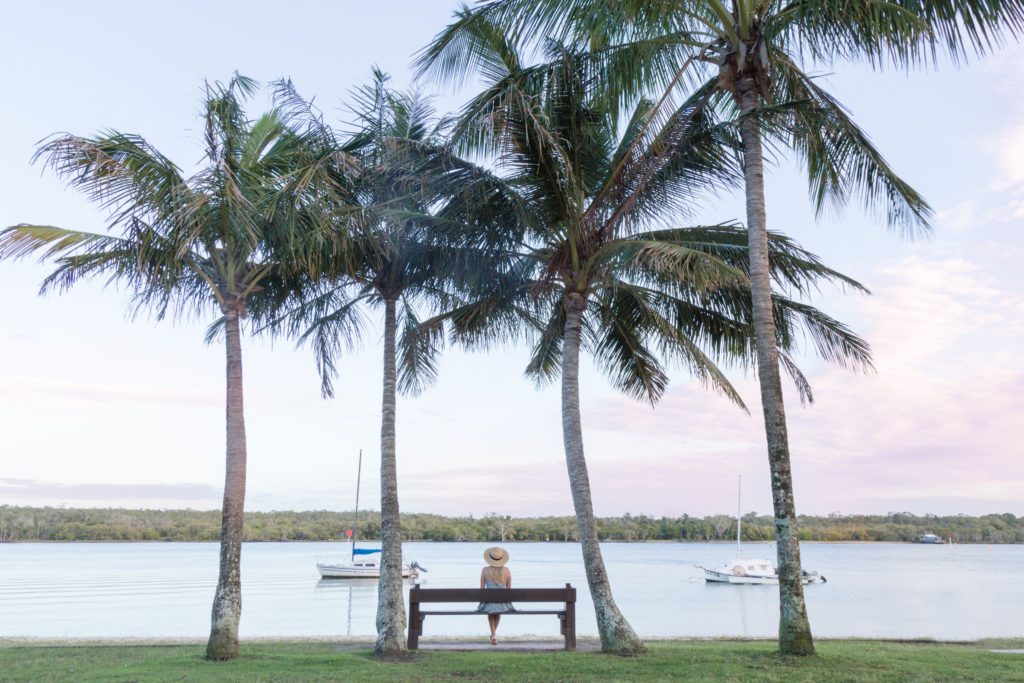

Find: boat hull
316;562;418;579
701;566;825;585
703;567;778;584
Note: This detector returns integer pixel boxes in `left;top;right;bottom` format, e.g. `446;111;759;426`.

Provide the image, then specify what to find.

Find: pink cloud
566;255;1024;516
0;478;222;508
0;377;220;407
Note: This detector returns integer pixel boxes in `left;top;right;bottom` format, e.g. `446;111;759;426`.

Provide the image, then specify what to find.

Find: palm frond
414;4;524;87
32;133;195;234
772;295;874;373
397;300;446;396
292;288;370;399
590;283;747;408
0;223;189;319
523;306;566;385
588;288;670;403
764;56;933;236
590;237;747;293
779;349;814;406
779;0;1024;67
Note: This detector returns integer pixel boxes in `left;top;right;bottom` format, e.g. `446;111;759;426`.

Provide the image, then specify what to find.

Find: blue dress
477;580;515;614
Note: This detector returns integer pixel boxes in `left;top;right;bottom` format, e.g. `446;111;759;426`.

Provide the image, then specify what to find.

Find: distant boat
699;476;826;585
315;449;424;580
917;533;943;544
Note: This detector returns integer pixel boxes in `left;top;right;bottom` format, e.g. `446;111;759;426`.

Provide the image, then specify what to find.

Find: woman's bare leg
488;615;498;643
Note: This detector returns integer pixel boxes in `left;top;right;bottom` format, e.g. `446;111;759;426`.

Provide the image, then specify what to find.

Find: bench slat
410;588;573;603
419;610;566;615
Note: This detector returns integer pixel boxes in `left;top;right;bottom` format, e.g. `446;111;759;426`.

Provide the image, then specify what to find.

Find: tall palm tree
0;75;348;660
419;21;873;653
265;71;515;655
422;0;1024;654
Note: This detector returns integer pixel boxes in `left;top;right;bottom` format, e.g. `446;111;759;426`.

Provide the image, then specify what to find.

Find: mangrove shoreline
1;506;1020;544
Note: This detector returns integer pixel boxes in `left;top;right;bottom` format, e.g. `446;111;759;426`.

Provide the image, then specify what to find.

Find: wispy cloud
942;120;1024;230
0;477;222;508
993;124;1024;190
935;200;979;232
577;254;1024;516
0;378;220;407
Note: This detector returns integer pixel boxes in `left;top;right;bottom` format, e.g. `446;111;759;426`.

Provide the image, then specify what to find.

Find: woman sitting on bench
476;546;515;645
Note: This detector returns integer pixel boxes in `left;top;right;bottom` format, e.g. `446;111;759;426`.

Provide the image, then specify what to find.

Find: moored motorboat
699;476;826;585
316;548;423;579
701;559;826;585
316;449;425;580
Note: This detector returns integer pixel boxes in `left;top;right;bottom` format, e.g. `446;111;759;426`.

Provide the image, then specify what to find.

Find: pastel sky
1;2;1021;517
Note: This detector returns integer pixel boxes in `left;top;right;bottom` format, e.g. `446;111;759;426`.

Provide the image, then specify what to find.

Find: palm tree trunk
375;296;407;655
206;309;247;660
561;292;645;654
737;78;815;656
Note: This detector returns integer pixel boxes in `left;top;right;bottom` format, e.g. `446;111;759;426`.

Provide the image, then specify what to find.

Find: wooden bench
407;583;577;650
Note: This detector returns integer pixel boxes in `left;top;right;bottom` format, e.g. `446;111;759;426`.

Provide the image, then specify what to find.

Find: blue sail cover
352;548;382;555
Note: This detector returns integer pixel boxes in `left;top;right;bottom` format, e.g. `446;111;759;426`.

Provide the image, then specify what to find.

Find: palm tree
419;21;873;653
0;75;348;660
422;0;1024;654
264;71;516;655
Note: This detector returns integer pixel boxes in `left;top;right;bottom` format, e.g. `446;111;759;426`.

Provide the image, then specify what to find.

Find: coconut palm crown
261;70;524;654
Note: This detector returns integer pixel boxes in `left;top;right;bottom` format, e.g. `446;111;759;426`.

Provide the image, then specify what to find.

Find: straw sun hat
483;546;509;567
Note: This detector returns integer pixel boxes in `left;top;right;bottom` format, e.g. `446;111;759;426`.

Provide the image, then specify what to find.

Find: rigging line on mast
352;448;363;561
736;474;742;559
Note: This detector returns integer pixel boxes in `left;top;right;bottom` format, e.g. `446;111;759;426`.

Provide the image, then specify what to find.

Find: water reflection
314;580;375;636
313;577;420;637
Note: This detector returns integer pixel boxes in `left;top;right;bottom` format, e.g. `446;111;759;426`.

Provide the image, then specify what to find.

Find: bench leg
408;606;422;650
565;603;576;651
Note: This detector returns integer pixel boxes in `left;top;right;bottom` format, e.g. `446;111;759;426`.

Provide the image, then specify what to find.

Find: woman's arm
480;567;487;589
504;568;511;588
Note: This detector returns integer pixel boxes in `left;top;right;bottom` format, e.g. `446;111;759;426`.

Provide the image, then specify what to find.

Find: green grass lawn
1;640;1021;683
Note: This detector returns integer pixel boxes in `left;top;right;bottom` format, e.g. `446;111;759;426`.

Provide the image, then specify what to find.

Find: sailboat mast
736;475;742;558
352;449;363;561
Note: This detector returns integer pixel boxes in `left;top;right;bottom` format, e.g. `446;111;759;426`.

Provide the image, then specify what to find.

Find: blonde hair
483;565;508;582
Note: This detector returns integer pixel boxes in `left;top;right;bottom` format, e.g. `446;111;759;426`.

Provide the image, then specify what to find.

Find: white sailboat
700;476;826;585
316;450;424;579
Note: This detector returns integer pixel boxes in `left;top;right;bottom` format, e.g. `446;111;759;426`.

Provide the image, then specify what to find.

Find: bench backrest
409;584;575;604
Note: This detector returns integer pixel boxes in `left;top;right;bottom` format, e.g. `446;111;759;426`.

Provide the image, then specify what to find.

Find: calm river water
1;541;1020;640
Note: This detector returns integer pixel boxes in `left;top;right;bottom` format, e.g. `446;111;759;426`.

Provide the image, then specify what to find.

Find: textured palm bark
737;79;815;656
206;309;247;660
561;293;645;654
375;297;407;655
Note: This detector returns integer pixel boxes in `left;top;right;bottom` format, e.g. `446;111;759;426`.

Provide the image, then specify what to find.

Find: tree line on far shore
1;506;1020;544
